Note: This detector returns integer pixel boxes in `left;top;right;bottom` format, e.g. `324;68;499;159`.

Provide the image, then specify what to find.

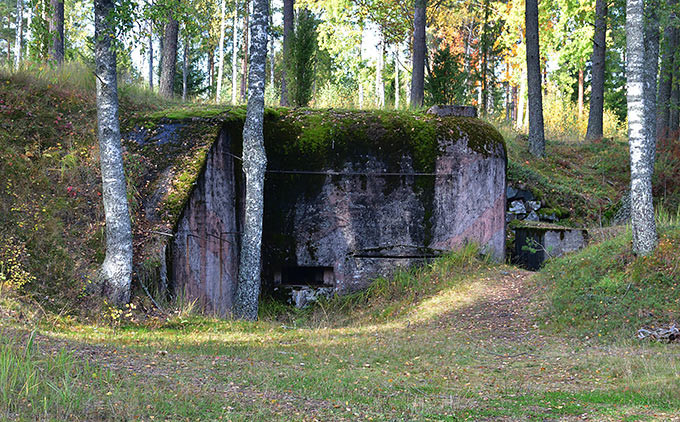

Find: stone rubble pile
506;185;559;223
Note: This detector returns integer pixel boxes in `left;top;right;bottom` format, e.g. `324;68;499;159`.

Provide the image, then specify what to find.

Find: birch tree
626;0;658;255
14;0;22;70
232;0;239;104
94;0;133;305
657;0;677;139
280;0;293;106
216;0;226;102
234;0;268;320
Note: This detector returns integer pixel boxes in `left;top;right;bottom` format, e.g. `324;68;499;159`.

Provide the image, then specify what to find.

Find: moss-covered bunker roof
122;106;506;259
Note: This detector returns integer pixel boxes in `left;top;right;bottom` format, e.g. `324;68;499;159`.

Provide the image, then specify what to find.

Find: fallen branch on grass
637;324;679;342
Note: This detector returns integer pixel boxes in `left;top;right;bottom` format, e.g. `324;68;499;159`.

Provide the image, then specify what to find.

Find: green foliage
0;236;35;294
424;47;468;106
284;8;319;107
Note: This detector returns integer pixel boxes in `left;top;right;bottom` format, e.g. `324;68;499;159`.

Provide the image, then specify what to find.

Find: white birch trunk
231;2;239;105
216;0;227;102
375;35;384;108
94;0;133;305
14;0;22;70
234;0;268;320
394;46;399;109
626;0;658;255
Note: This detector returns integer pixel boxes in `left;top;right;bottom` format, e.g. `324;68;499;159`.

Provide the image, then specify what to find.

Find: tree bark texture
280;0;293;106
234;0;268;320
577;68;584;117
626;0;658;255
410;0;426;108
525;0;545;157
375;35;384;108
216;0;227;102
159;16;179;98
657;0;677;139
394;46;399;108
148;26;153;90
182;38;189;100
48;0;64;64
240;0;250;102
585;0;607;140
94;0;133;305
14;0;22;70
232;0;239;104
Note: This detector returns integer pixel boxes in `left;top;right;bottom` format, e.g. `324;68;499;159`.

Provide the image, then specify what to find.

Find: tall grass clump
541;216;680;336
0;331;104;421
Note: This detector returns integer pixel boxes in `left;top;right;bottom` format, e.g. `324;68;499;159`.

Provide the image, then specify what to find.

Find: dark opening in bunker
275;266;335;287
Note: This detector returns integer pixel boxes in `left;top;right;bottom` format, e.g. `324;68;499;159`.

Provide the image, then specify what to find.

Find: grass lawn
2;240;680;421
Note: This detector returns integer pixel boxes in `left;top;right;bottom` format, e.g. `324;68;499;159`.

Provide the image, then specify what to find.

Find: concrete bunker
127;107;507;316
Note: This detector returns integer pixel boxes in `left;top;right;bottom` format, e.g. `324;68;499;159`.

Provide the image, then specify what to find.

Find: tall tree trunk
375;34;384;108
159;16;179;98
14;0;22;70
232;1;239;104
525;0;545;157
512;84;518;122
480;0;490;114
148;25;153;90
240;0;249;102
626;0;658;255
577;68;584;117
94;0;133;305
657;0;677;139
280;0;293;106
269;6;274;89
25;2;31;56
516;68;527;130
234;0;268;320
410;0;426;108
182;37;188;101
216;0;227;102
585;0;607;140
48;0;64;64
394;46;399;109
208;50;214;88
671;53;680;137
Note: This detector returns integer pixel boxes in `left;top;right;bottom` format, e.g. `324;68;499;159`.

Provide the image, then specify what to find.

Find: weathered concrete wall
170;130;240;316
161;109;506;312
514;224;588;270
263;131;506;293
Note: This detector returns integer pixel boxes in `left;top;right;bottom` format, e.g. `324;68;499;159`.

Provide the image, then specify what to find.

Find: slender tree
577;68;584;117
94;0;133;305
234;0;268;320
280;0;293;106
375;34;384;108
148;24;154;90
657;0;677;139
14;0;22;70
232;0;239;104
216;0;227;102
626;0;658;255
48;0;64;64
525;0;545;157
182;35;189;100
159;15;179;98
394;46;399;108
410;0;426;107
240;0;249;101
585;0;608;140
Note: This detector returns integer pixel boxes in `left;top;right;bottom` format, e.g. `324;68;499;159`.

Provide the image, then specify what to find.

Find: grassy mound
540;219;680;335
